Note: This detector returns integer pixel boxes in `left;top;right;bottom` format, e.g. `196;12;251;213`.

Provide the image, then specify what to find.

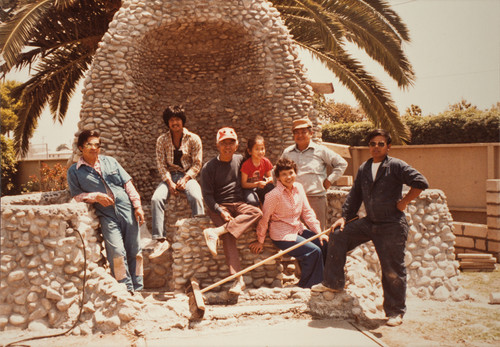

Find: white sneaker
203;228;219;257
386;315;403;327
228;278;246;295
311;283;342;293
149;239;170;259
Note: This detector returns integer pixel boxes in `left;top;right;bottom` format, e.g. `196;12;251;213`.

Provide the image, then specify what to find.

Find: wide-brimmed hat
292;117;313;131
216;127;238;143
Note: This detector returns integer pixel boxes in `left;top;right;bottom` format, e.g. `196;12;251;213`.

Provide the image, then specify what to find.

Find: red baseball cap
216;127;238;143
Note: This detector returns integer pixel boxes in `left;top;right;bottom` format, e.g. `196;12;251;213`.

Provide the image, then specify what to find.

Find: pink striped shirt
73;157;142;208
256;181;321;243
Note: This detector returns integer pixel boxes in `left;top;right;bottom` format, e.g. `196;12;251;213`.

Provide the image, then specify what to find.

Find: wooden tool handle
201;227;332;293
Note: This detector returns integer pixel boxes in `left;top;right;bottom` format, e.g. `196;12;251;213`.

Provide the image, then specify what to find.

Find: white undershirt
372;162;382;180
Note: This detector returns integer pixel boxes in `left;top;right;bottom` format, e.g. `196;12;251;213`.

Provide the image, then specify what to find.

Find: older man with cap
200;127;263;295
281;117;348;230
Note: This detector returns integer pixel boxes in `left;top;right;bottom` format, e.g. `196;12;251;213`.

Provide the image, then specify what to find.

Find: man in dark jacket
311;129;429;327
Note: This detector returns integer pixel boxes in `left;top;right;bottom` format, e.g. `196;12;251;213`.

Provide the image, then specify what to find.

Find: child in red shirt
240;135;274;206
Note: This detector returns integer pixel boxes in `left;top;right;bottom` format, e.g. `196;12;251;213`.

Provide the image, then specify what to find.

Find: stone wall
77;0;319;210
0;192;190;335
1;187;468;333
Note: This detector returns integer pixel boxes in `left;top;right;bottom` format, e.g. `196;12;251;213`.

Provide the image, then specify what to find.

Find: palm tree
1;0;413;155
0;0;121;155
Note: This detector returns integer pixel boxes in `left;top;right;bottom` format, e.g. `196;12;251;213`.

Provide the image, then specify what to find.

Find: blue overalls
67;155;143;291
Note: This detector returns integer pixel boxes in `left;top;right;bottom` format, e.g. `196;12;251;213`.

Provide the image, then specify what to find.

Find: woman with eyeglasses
67;130;145;293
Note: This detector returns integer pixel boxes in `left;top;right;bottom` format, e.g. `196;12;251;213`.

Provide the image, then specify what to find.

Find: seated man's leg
323;218;372;290
226;202;263;238
372;221;408;318
184;177;205;217
273;229;324;288
151;182;170;240
242;188;260;207
100;215;134;291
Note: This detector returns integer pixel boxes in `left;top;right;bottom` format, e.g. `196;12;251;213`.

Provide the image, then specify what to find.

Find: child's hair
274;158;297;177
244;135;265;160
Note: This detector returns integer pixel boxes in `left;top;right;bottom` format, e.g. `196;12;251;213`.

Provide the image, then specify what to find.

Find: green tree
314;94;366;123
1;80;22;195
1;0;414;154
404;104;422;117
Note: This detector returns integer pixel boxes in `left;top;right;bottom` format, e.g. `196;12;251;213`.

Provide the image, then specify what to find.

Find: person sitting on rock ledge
312;129;429;327
67;130;145;293
150;105;205;259
200;127;263;295
250;158;328;288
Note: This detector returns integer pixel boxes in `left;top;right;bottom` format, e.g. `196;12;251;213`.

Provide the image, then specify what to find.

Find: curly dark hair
162;105;186;126
274;158;297;177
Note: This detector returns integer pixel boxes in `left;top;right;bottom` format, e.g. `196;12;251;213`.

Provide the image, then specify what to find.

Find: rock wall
1;187;468;333
77;0;319;209
311;188;468;321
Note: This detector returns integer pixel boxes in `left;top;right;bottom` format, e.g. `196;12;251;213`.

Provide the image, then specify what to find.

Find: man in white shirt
281;117;348;230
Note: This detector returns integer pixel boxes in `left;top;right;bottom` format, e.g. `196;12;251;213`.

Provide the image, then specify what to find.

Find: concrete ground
141;318;386;347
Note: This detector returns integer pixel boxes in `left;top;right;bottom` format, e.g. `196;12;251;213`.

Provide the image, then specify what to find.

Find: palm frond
0;0;54;69
298;42;410;143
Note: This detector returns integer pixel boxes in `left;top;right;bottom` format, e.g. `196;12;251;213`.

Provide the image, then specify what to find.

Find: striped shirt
256;181;321;243
156;127;203;182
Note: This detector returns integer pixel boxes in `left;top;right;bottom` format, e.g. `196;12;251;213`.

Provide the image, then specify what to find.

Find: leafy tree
56;143;70;151
447;98;477;112
314;94;366;124
404;104;422;117
1;0;414;155
1;80;22;195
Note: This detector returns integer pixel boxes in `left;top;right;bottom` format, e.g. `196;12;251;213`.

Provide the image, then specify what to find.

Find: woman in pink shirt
249;158;328;288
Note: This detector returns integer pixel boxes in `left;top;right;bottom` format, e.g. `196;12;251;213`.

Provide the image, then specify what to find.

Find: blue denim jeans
151;172;205;239
243;182;275;207
100;210;143;292
273;229;327;288
323;217;408;317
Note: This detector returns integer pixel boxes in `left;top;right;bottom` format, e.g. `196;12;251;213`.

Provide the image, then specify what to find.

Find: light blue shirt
281;142;348;197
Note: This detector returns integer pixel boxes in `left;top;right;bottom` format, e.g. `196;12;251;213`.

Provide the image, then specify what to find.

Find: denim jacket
67;155;133;219
343;156;429;223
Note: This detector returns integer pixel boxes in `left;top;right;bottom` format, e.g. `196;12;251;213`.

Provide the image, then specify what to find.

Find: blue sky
7;0;500;150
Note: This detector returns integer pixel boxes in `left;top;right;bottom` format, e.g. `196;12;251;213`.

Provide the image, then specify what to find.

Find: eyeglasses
369;141;386;148
83;143;101;149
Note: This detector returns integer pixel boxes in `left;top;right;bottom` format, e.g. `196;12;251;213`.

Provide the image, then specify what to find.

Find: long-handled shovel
187;226;333;320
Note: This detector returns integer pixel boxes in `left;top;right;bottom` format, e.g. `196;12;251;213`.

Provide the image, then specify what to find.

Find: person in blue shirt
67;130;145;293
312;129;429;327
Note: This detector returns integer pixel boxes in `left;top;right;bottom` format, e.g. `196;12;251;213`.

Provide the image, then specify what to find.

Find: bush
322;121;375;146
21;163;68;193
322;109;499;145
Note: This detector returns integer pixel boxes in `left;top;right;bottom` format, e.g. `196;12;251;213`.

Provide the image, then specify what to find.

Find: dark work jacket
343;156;429;224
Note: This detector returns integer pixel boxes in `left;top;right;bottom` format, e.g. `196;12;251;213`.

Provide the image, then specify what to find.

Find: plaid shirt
156;127;203;182
256;181;321;244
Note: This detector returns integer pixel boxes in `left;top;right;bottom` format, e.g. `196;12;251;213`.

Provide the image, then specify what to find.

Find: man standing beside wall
281;117;348;230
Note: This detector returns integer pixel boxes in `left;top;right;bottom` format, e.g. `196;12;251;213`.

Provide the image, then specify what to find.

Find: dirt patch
369;268;500;346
